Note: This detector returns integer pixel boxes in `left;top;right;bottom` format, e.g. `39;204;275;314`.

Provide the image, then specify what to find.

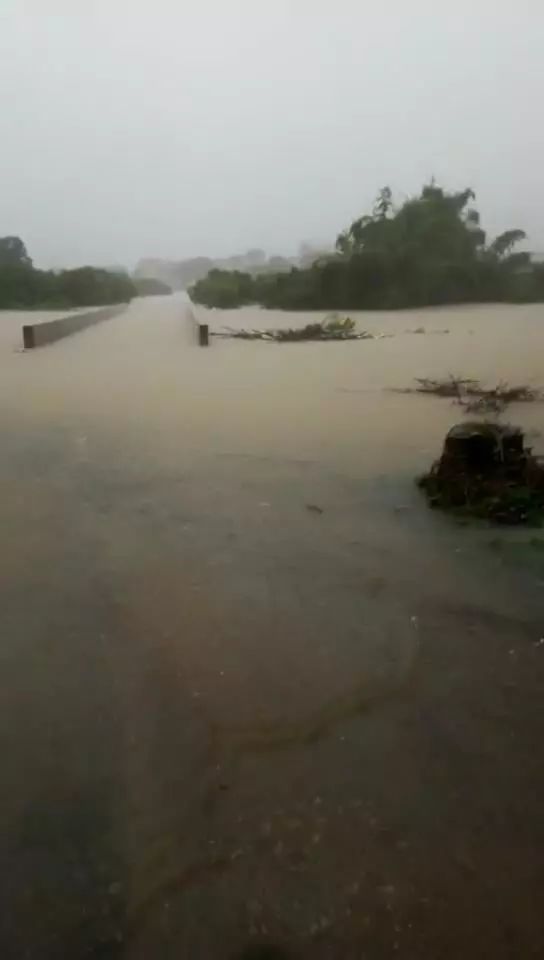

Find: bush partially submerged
418;422;544;524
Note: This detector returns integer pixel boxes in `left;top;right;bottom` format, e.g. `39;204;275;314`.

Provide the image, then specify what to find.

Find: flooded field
1;296;543;958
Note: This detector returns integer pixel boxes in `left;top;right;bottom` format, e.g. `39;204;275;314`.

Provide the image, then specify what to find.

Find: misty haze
1;3;544;959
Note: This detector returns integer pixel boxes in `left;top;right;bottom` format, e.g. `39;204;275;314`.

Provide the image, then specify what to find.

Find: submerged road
0;296;543;958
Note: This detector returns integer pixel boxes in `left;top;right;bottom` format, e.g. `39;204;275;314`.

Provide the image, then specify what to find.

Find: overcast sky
0;0;542;269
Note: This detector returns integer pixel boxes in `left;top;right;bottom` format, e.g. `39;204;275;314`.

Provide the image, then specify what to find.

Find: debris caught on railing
213;315;373;342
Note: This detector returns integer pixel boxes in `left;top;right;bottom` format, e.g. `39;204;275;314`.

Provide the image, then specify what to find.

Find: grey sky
0;0;542;269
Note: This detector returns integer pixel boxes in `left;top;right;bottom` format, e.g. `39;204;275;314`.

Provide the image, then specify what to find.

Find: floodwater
1;297;543;958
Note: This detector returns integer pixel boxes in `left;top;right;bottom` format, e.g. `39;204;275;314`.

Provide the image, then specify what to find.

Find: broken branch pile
213;315;372;342
409;376;542;414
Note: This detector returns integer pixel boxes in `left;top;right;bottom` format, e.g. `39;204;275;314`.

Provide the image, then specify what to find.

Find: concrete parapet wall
186;302;209;347
23;304;127;349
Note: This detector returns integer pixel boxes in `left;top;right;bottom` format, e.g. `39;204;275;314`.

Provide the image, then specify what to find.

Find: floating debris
400;376;542;413
393;376;471;399
418;422;544;524
462;383;542;414
214;315;372;342
413;376;477;398
405;327;449;335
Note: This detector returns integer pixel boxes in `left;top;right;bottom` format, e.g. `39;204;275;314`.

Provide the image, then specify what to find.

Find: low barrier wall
23;304;127;349
185;300;209;347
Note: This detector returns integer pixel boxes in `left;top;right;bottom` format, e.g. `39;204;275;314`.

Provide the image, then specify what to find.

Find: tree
0;236;33;268
489;229;527;260
373;186;393;220
335;186;394;256
190;181;544;311
0;238;135;309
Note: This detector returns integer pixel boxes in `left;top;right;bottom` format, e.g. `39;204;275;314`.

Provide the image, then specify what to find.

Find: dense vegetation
0;237;135;309
190;183;544;310
134;277;172;297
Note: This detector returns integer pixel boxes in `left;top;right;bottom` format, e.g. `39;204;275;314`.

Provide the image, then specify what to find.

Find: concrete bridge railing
185;298;209;347
23;304;127;349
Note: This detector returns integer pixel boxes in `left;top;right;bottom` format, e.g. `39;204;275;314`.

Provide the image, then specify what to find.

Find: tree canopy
0;236;33;268
0;238;135;309
190;182;542;311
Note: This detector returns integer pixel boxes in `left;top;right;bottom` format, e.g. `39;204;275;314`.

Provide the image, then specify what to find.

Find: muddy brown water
1;297;543;958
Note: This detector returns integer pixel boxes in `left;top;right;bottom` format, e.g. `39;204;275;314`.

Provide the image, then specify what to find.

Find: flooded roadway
1;296;543;958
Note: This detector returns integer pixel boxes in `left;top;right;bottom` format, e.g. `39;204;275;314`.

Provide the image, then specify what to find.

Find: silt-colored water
1;297;543;958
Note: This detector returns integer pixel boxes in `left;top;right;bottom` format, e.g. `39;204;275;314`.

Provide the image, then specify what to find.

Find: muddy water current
0;297;543;958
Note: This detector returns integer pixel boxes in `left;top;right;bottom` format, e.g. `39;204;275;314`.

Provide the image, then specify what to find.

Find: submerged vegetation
414;377;544;524
418;422;544;525
0;236;135;308
190;182;544;310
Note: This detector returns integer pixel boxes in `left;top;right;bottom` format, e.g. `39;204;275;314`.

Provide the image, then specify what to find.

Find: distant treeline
0;237;135;309
133;249;311;291
133;277;172;297
190;184;544;310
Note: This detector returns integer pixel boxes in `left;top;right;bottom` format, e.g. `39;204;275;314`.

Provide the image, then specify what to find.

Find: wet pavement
0;297;543;957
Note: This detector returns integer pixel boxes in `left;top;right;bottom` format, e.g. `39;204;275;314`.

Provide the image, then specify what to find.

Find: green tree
0;236;32;267
373;185;393;220
489;229;527;260
0;238;135;309
190;182;543;312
